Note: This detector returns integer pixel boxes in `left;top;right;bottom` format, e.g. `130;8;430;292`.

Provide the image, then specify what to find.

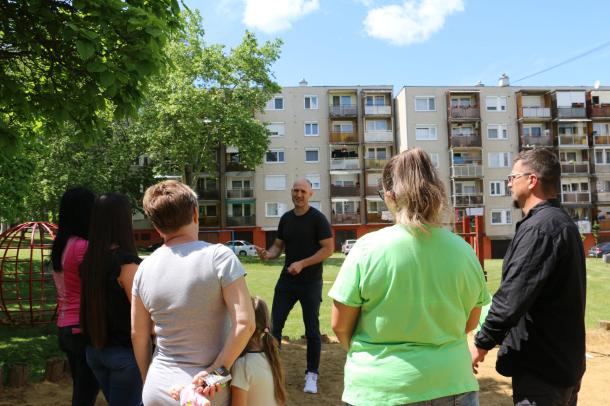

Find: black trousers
512;370;581;406
271;278;323;374
58;326;100;406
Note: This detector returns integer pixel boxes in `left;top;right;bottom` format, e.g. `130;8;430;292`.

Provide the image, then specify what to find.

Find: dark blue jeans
85;345;143;406
58;326;100;406
271;278;322;374
513;371;581;405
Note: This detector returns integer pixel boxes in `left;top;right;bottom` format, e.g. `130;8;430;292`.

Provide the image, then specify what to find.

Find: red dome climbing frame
0;222;58;325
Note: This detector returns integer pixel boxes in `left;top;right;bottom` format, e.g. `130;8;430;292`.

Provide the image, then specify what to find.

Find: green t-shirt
328;225;491;406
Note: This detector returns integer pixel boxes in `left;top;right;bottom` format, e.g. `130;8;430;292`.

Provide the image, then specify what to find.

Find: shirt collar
516;199;558;228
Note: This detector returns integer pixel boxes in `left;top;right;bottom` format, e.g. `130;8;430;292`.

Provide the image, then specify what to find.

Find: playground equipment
0;222;58;325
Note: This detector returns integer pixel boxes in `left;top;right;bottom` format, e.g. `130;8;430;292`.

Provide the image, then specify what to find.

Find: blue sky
183;0;610;92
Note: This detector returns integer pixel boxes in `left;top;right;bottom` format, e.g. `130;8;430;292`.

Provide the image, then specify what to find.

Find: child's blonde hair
252;296;286;405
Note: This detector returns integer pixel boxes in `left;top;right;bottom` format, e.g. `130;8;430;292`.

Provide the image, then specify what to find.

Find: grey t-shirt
133;241;245;406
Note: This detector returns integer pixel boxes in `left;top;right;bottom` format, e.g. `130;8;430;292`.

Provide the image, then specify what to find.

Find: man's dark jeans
513;370;581;406
58;326;100;406
271;277;322;374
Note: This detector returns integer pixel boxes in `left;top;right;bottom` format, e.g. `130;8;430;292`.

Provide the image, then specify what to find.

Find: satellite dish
594;80;601;89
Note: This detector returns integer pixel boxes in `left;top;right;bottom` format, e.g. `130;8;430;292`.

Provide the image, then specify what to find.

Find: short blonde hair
142;180;198;233
382;148;447;230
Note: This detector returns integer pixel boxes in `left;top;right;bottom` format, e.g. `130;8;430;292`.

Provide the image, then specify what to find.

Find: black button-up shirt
475;200;586;387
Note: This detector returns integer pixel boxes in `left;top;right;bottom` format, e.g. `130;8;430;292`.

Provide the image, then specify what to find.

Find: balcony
561;192;591;204
594;134;610;145
591;106;610;118
226;215;256;227
201;216;220;227
329;131;358;143
597;192;610;203
226;188;254;199
332;213;360;224
364;130;393;143
226;162;251;172
365;158;389;170
197;189;220;200
452;194;484;207
595;164;610;174
558;134;588;147
521;107;551;118
555;107;587;119
451;163;483;178
521;135;553;148
450;134;482;148
330;157;360;170
330;105;357;117
366;212;392;223
449;106;480;120
560;162;589;175
330;185;360;197
365;105;392;115
365;185;380;196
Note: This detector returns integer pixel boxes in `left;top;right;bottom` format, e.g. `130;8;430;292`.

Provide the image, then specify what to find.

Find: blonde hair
142;180;198;233
382;148;447;230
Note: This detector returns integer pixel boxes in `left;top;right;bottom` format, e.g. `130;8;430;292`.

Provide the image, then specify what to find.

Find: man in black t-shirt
256;178;333;395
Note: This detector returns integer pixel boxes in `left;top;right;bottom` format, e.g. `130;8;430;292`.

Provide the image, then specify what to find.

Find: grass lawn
1;255;608;382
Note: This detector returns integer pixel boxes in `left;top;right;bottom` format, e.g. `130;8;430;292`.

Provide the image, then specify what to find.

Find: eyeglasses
378;189;385;200
506;172;532;182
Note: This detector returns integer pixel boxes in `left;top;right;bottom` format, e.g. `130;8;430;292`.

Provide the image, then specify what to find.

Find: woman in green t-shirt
329;148;491;406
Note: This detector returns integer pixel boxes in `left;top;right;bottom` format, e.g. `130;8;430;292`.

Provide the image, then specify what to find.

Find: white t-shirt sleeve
230;356;250;391
213;244;246;288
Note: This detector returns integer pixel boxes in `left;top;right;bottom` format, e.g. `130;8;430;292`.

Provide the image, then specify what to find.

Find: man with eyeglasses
471;148;586;405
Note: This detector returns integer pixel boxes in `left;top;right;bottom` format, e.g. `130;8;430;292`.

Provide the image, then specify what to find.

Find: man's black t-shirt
277;207;332;283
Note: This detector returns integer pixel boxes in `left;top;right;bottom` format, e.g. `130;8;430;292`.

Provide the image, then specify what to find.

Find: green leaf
100;71;115;87
145;26;163;37
86;61;107;73
76;40;95;60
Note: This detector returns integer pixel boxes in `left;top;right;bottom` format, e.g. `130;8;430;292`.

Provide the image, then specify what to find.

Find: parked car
588;242;610;257
225;240;258;257
341;239;357;255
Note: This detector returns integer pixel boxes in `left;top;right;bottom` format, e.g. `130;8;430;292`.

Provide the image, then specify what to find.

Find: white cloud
363;0;464;46
243;0;320;33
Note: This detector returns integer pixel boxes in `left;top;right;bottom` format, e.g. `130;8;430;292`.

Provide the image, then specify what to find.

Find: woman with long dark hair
51;187;99;406
80;193;143;405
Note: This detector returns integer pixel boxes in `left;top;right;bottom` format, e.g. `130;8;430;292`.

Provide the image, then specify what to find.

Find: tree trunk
8;362;28;387
44;357;65;382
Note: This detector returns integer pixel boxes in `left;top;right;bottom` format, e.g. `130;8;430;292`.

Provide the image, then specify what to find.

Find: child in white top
230;296;287;406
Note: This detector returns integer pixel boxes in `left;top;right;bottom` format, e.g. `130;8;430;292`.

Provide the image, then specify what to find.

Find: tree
138;10;282;189
0;0;182;154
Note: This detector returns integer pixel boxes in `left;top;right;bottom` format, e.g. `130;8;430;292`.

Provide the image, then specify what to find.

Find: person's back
231;353;280;406
134;241;242;405
331;224;488;405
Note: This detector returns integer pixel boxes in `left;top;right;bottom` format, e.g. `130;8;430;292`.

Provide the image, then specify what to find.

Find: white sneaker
304;372;318;394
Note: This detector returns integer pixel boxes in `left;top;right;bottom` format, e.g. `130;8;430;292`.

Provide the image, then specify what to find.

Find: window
332;122;354;133
231;179;251;189
264;175;286;190
488;124;508;140
595;148;610;165
266;122;285;137
265;202;286;217
523;126;543;137
593;123;610;135
306;174;321;190
305;148;319;163
452;126;474;137
304;122;319;136
451;96;473;108
415;125;437;140
486;96;507;111
229;203;252;217
309;201;321;210
488;152;510;168
366;95;386;106
367;147;387;160
333;201;357;214
199;204;217;216
560;152;578;162
304;95;318;110
415;96;435;111
135;154;150;166
491;209;512;225
333;95;352;106
489;181;508;196
366;119;389;131
265;149;285;163
429;152;440;168
265;97;284;110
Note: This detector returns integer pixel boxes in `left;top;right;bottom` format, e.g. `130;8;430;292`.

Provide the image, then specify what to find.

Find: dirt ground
1;330;609;406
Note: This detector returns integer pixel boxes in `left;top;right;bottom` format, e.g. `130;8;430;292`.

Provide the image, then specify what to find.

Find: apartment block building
396;83;610;258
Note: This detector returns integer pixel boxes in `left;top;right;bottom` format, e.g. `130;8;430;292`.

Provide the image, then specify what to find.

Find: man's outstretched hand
255;245;270;261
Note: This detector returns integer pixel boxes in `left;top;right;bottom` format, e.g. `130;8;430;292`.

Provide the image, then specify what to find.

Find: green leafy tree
139;10;282;189
0;0;182;153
